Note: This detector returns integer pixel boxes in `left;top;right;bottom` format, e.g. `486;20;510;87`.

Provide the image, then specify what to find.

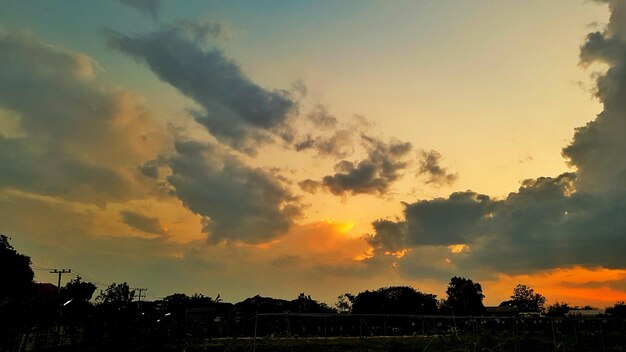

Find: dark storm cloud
118;0;160;19
167;140;303;243
106;22;296;154
300;135;412;196
0;30;165;205
120;210;166;235
418;150;458;186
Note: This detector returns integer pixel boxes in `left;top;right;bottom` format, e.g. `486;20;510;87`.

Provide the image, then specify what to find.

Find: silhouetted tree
96;282;135;309
351;286;438;315
336;293;355;313
606;301;626;318
444;276;485;316
235;295;289;314
0;235;36;351
62;276;97;303
95;282;136;347
506;284;546;312
288;293;335;313
0;234;35;299
545;302;571;317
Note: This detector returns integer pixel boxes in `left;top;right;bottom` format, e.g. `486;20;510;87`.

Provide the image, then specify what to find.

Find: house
35;283;57;296
566;309;605;317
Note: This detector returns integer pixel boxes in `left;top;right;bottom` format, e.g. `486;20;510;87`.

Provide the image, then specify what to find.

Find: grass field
170;332;623;352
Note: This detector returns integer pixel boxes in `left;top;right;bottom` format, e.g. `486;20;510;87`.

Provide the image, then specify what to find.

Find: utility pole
50;269;71;294
134;288;148;314
134;288;148;302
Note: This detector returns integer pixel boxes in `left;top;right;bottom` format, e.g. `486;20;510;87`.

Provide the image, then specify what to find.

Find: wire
72;271;110;287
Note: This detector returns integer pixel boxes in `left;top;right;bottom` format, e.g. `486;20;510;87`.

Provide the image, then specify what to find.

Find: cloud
298;179;321;194
369;170;626;275
118;0;160;19
306;105;338;129
270;254;301;267
418;150;458;186
0;30;166;205
167;140;303;243
363;0;626;281
300;135;412;196
120;210;166;235
293;106;367;159
106;22;296;154
563;5;626;194
294;130;355;158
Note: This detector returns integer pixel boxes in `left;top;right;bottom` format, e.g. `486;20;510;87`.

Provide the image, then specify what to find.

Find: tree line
3;234;626;351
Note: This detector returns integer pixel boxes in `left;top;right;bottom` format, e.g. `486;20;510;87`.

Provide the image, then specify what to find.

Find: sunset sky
2;0;626;308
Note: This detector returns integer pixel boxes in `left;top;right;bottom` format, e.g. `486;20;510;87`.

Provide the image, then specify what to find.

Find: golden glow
320;219;356;235
484;266;626;307
354;248;374;261
448;244;469;254
384;249;410;258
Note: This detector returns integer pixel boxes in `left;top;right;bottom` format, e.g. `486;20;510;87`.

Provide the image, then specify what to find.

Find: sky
1;0;625;308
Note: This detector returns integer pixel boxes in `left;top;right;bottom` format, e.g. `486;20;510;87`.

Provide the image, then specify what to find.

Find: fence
250;313;626;352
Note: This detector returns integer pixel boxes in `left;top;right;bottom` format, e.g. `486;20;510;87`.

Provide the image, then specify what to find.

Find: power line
72;270;109;287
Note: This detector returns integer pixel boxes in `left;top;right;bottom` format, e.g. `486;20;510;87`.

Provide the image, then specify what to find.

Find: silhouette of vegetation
0;235;36;352
545;301;571;317
335;293;354;313
350;286;438;315
606;301;626;318
499;283;546;312
443;276;485;315
0;234;35;298
5;236;626;351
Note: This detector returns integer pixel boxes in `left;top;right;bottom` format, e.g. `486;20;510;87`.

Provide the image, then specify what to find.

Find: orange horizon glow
484;266;626;308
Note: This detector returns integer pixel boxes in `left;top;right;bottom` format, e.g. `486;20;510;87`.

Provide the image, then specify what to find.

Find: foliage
545;301;571;317
96;282;135;309
233;293;334;315
336;293;355;313
0;235;36;351
350;286;438;315
507;284;546;312
444;276;485;315
606;301;626;318
290;292;335;313
62;276;97;302
0;234;35;299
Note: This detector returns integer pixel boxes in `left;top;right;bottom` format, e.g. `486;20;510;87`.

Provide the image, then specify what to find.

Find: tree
0;234;35;299
96;282;135;309
336;293;355;313
444;276;485;315
62;276;97;303
545;302;571;317
509;284;546;312
289;293;335;313
0;235;36;352
606;301;626;318
351;286;438;315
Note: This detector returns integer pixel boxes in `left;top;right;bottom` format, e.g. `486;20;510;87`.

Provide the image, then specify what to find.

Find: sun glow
448;244;469;254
